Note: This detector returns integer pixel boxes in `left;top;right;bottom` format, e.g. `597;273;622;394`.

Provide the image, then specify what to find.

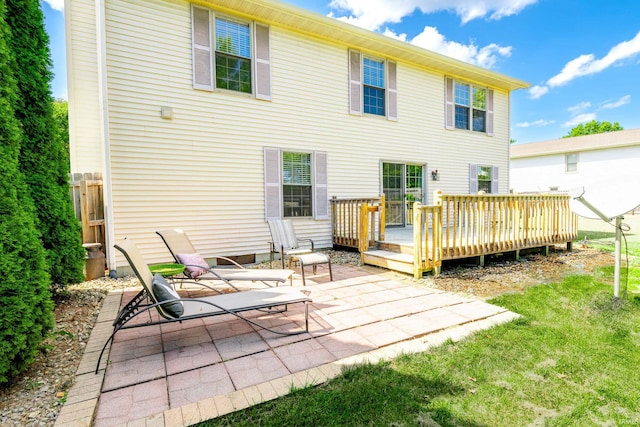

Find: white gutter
95;0;117;277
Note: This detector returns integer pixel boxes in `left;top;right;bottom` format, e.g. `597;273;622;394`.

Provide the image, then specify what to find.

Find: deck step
377;241;414;254
363;250;414;275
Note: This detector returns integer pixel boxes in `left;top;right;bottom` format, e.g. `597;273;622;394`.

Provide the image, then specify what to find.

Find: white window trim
565;153;579;173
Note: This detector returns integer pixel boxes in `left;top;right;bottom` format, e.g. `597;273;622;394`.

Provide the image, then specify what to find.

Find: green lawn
199;274;640;427
197;225;640;427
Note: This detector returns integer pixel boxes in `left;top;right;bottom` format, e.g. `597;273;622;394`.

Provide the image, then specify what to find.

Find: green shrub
0;1;53;384
5;0;85;286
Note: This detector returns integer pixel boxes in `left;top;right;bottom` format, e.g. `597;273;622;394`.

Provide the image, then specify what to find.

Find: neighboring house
510;128;640;194
65;0;528;274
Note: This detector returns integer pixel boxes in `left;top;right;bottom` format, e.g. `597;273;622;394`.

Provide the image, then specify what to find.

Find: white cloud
408;26;511;69
516;119;555;128
547;31;640;88
602;95;631;109
528;85;548;99
329;0;537;31
562;113;597;128
382;28;407;42
42;0;64;11
567;101;591;112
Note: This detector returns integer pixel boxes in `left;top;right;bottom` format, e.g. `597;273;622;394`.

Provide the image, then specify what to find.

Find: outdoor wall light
160;106;173;119
431;170;440;181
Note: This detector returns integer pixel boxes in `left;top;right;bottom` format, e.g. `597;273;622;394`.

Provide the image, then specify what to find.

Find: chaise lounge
156;228;295;290
95;239;312;374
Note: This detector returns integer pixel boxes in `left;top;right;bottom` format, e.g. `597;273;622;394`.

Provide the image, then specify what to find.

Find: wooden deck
331;192;578;277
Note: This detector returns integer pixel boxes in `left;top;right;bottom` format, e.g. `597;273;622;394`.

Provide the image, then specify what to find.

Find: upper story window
363;58;385;116
454;83;486;132
191;6;271;100
349;49;397;120
215;18;251;93
566;153;578;172
446;77;494;136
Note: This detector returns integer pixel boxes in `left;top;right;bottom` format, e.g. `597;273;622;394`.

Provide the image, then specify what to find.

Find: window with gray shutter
192;6;213;90
349;49;362;115
447;77;492;134
491;166;499;193
314;152;328;219
191;7;270;98
264;149;329;220
445;77;454;129
254;23;271;100
264;147;282;220
486;89;494;136
386;61;397;121
469;164;478;194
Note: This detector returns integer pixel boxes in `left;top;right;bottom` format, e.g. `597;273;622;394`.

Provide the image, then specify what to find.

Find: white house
65;0;528;274
510;128;640;194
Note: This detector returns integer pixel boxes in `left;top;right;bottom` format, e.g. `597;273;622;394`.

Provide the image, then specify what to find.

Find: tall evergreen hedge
0;0;53;384
6;0;85;286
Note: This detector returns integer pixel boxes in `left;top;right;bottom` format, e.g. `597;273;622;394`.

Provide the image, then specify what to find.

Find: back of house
65;0;528;274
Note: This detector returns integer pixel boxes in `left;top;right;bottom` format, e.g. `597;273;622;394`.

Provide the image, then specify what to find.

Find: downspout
95;0;117;277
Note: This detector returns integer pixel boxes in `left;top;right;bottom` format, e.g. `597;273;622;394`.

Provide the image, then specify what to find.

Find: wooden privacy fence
330;195;385;250
69;172;106;252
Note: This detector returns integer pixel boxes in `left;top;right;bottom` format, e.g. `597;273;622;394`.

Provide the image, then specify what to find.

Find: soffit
196;0;530;91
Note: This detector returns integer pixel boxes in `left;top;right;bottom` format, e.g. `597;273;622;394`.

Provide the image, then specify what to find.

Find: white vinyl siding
68;0;514;267
66;0;104;172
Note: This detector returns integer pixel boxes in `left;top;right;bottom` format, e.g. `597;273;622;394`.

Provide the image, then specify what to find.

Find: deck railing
343;192;578;278
330;195;385;250
433;191;577;261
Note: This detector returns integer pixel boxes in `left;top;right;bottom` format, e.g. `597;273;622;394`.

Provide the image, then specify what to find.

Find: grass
198;275;640;427
195;225;640;427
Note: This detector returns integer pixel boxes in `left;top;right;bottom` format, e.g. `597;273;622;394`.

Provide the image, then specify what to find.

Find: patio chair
156;229;295;290
267;219;314;269
95;239;311;374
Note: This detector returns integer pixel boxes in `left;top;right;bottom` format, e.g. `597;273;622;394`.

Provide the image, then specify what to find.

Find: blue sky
42;0;640;144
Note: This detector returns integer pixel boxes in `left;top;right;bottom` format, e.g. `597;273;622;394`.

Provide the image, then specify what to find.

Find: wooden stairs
362;241;415;275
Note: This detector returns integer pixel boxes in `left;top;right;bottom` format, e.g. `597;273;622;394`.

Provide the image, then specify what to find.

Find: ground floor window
470;164;499;194
282;152;312;217
264;148;328;220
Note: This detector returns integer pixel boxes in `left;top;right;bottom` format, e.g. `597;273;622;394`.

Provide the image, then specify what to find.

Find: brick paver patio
54;264;519;426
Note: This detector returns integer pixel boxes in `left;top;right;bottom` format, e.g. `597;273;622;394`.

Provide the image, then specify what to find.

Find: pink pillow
176;252;209;278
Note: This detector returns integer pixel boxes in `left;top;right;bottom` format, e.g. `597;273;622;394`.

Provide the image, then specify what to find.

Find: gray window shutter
264;147;282;220
469;164;478;194
254;23;271;101
386;61;398;121
349;49;362;115
313;151;329;220
486;89;494;136
191;6;213;91
445;77;454;129
491;166;499;194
